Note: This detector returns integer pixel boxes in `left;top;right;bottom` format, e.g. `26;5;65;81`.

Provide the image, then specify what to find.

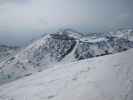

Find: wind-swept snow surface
0;49;133;100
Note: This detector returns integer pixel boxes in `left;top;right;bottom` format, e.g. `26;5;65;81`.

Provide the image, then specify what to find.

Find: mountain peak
56;28;83;39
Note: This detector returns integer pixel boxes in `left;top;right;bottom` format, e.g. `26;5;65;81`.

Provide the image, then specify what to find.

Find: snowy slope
0;49;133;100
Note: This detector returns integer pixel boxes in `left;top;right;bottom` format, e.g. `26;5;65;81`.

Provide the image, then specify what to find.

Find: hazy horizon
0;0;133;46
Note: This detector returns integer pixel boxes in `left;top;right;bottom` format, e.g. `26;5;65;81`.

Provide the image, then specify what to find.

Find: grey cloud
0;0;133;46
0;0;30;5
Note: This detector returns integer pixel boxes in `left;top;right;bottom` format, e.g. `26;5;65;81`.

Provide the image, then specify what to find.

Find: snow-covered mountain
0;28;133;85
1;48;133;100
109;28;133;41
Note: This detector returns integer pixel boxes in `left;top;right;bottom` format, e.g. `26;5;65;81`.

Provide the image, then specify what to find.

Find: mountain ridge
0;28;133;85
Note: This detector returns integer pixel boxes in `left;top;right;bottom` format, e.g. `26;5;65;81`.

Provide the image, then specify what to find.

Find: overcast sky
0;0;133;46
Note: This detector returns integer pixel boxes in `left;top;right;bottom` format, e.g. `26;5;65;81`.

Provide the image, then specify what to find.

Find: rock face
0;28;133;85
0;45;19;63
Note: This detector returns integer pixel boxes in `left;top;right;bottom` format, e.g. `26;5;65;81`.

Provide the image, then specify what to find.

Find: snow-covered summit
0;30;77;85
57;28;84;39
